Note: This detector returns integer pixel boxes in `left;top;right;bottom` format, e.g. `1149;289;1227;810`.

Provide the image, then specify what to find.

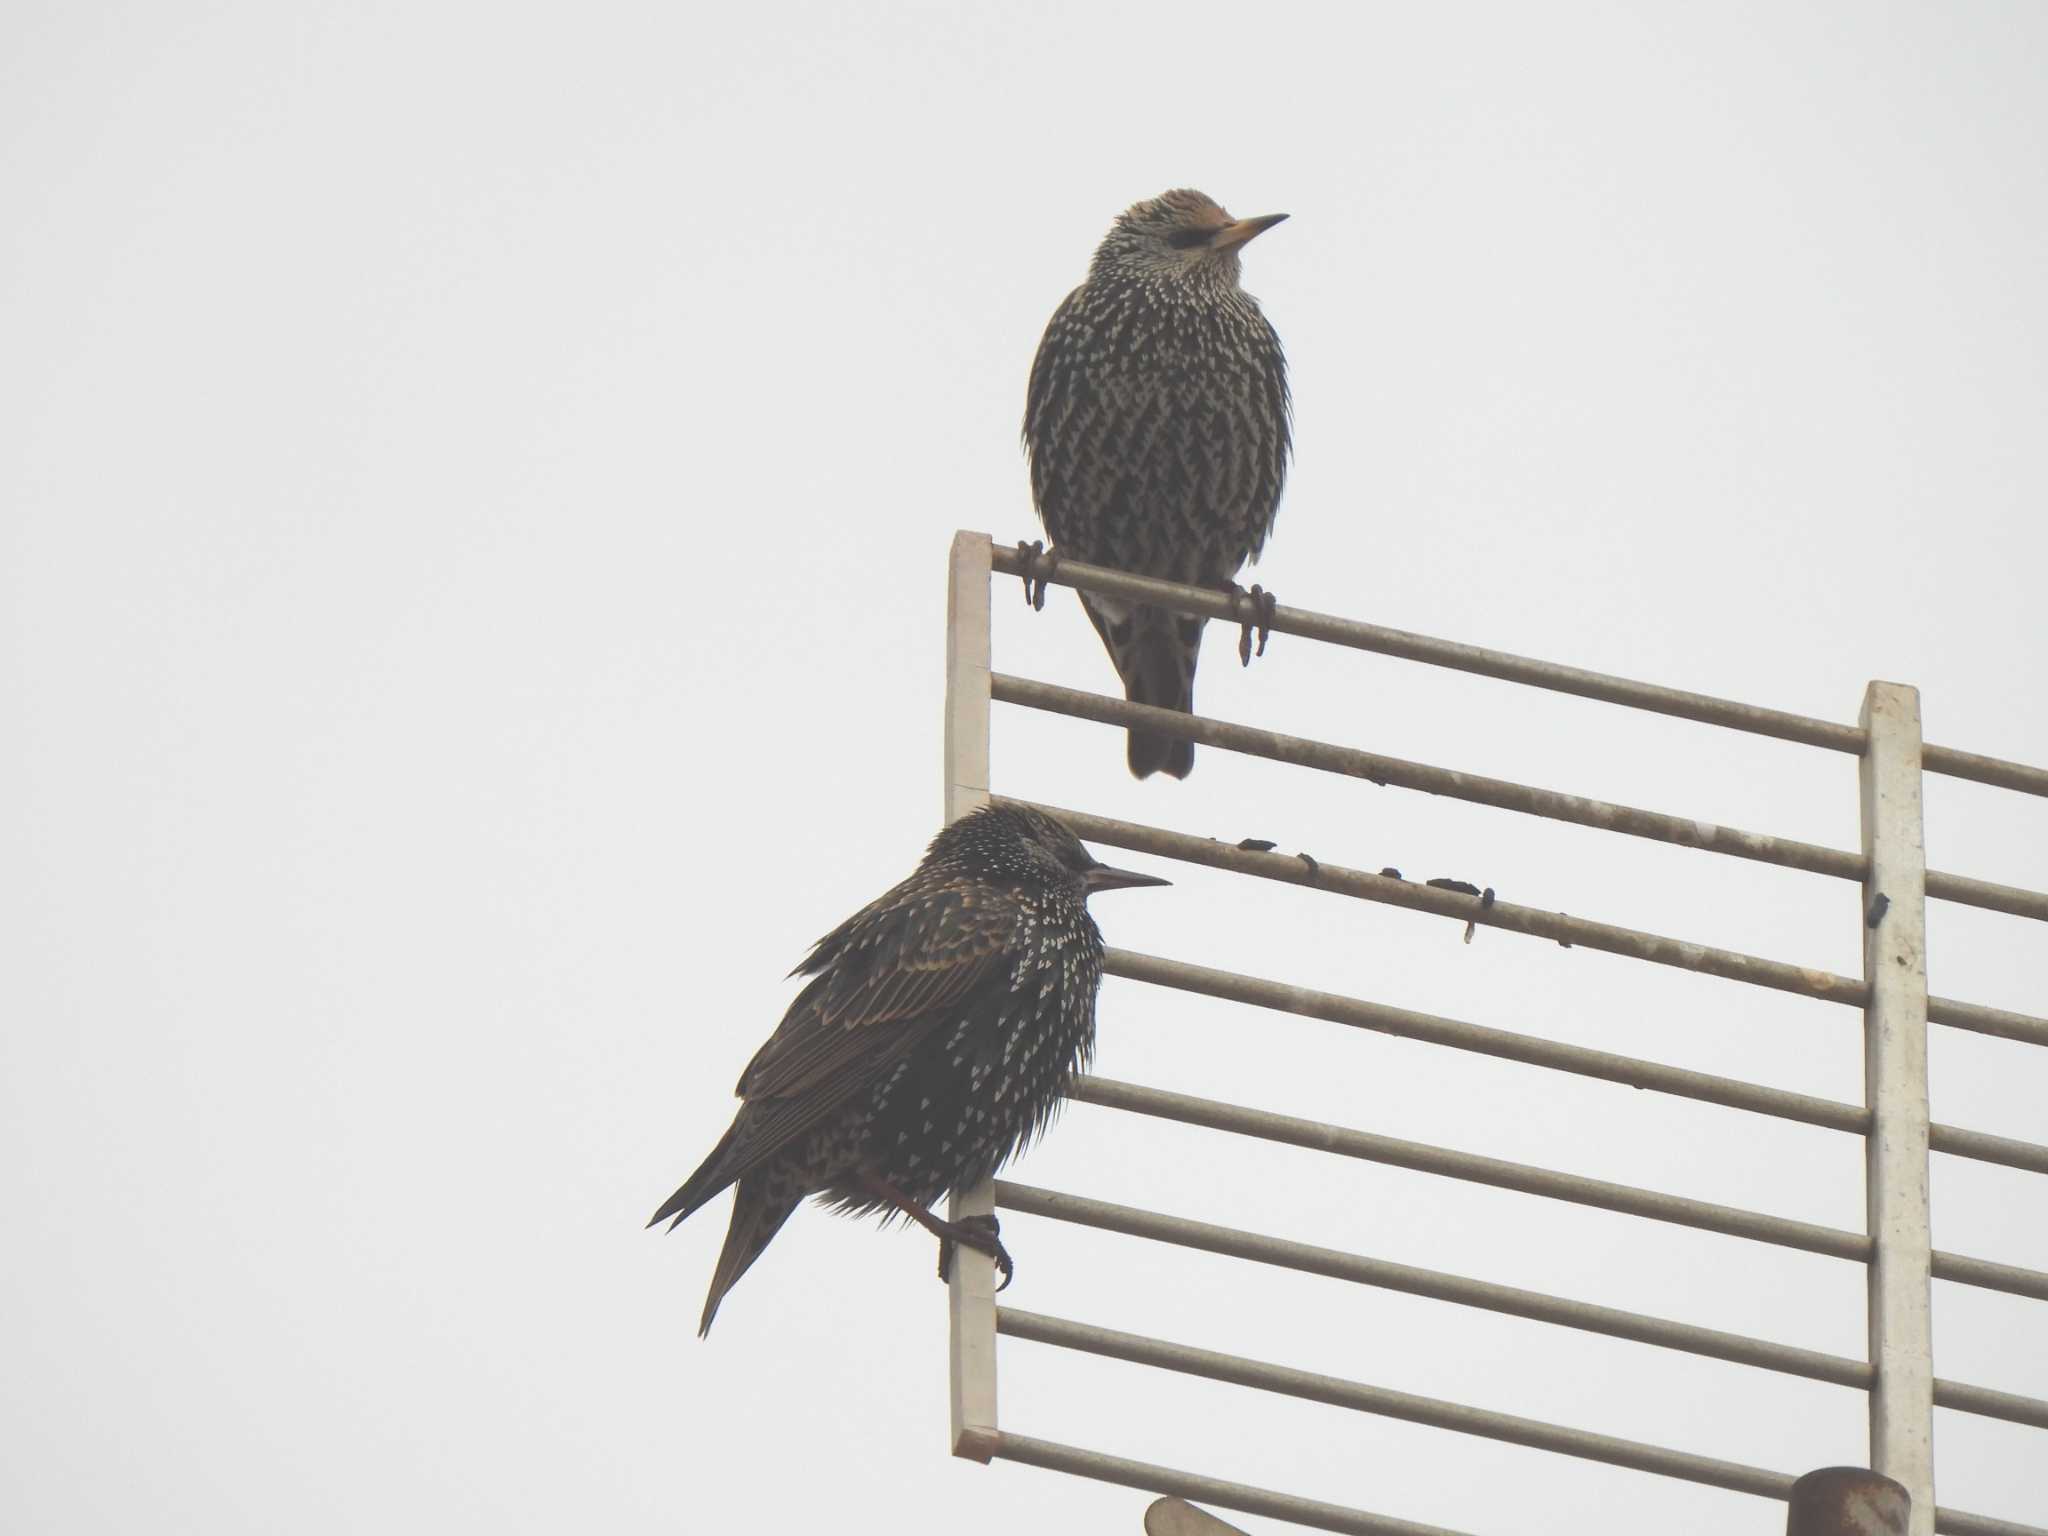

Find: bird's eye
1166;227;1214;250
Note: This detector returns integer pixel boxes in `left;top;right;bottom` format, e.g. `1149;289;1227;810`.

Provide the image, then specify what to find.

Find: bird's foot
1016;540;1057;611
1225;582;1278;665
936;1213;1015;1292
858;1169;1017;1292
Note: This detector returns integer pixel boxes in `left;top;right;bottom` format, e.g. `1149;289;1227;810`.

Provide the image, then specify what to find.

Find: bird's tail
648;1120;745;1234
697;1175;800;1337
1092;599;1203;779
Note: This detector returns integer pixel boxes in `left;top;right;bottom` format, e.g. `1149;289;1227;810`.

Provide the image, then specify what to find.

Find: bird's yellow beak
1214;212;1289;250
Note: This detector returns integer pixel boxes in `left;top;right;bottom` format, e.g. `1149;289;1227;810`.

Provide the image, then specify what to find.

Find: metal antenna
942;534;2048;1536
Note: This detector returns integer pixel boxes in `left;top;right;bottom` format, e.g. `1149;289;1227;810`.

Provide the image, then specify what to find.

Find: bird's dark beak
1214;212;1288;250
1083;862;1172;894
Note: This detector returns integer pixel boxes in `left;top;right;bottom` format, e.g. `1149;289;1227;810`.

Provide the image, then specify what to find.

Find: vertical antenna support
1858;682;1934;1534
944;531;1000;1462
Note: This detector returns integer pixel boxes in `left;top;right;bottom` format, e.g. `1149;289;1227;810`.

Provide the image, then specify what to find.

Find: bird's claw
1016;540;1055;612
1228;582;1277;665
937;1212;1015;1292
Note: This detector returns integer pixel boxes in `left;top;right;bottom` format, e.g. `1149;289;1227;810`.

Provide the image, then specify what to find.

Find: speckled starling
649;803;1168;1335
1024;188;1292;780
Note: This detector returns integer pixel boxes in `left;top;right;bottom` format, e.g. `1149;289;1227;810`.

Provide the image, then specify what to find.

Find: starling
1024;188;1292;780
649;803;1167;1335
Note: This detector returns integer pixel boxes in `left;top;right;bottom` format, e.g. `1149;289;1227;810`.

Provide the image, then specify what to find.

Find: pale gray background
4;3;2043;1532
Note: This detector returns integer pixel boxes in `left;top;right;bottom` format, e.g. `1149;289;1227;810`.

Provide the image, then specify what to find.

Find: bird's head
1092;188;1288;287
932;804;1171;900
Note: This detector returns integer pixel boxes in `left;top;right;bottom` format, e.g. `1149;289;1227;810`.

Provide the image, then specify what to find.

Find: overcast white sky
5;3;2045;1533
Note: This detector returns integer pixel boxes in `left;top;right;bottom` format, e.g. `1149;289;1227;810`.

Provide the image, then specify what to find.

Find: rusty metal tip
1785;1467;1910;1536
1144;1498;1255;1536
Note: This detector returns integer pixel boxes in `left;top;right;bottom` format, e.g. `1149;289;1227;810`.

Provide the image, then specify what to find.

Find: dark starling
1024;188;1292;780
649;803;1168;1335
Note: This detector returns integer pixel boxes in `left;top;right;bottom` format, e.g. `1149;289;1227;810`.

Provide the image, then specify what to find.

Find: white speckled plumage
650;804;1162;1333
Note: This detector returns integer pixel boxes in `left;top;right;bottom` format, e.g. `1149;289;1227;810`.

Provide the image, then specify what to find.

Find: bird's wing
742;882;1020;1102
1022;284;1099;539
677;883;1022;1194
1023;285;1085;446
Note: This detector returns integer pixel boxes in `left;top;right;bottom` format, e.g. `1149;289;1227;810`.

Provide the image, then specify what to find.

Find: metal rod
992;544;1862;754
1935;1512;2048;1536
1924;997;2048;1048
998;675;1869;874
1859;684;1936;1535
1067;1075;1870;1261
1927;1251;2048;1303
1013;798;2048;1049
1068;1076;2048;1302
1925;1123;2048;1178
1106;941;2048;1177
989;543;2048;798
996;672;1864;879
1098;938;1870;1133
999;1182;2048;1432
994;1181;1873;1387
1931;1379;2048;1432
1006;797;1873;1009
991;1433;1483;1536
1920;744;2048;800
943;530;1000;1463
1922;870;2048;924
996;1433;2048;1536
999;1307;1799;1499
945;533;993;826
991;684;2048;924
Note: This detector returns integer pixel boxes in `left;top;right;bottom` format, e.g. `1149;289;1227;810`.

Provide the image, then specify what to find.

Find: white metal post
944;531;1000;1462
1858;682;1934;1534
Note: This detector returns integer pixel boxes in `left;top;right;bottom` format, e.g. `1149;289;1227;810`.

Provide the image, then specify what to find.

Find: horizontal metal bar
1101;939;2048;1178
1933;1379;2048;1433
990;544;2048;798
993;545;1861;754
1936;1511;2048;1536
995;1181;1872;1387
998;1182;2048;1431
1926;1123;2048;1178
991;1432;1482;1536
1927;996;2048;1048
1096;938;1866;1132
1068;1075;1870;1261
993;686;2048;925
1924;869;2048;924
1021;799;2048;1050
996;675;1868;879
994;1433;2048;1536
1929;1251;2048;1303
1012;797;1871;1008
1921;743;2048;800
1071;1076;2048;1301
999;1307;1797;1499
